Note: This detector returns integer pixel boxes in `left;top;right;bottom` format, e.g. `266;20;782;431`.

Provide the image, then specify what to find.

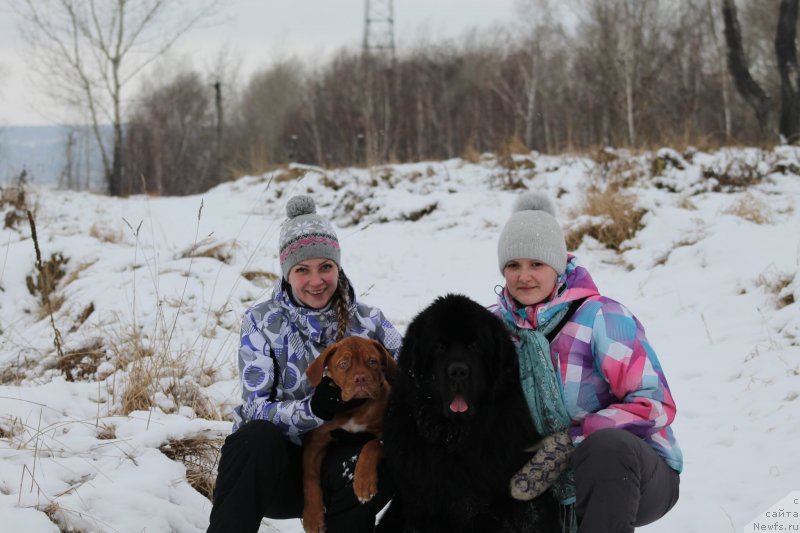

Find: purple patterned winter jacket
232;280;402;443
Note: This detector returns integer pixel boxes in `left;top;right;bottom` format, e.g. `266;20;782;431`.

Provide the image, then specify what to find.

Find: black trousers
207;420;394;533
572;428;680;533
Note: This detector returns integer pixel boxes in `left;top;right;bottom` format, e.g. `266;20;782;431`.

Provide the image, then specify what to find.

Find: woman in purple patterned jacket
207;195;402;533
491;192;682;533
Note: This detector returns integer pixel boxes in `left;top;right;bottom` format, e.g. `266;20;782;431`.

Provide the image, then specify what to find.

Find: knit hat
497;192;567;275
279;195;341;279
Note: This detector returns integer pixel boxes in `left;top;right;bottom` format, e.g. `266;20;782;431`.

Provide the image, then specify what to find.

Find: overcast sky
0;0;521;126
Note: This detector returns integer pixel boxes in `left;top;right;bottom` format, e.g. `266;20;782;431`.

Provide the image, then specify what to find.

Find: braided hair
334;269;351;341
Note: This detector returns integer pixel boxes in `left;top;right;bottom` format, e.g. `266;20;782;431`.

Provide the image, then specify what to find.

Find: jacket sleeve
232;309;323;439
574;301;677;443
371;307;403;359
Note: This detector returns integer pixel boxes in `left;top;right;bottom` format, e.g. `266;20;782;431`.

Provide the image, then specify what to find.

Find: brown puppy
302;336;397;533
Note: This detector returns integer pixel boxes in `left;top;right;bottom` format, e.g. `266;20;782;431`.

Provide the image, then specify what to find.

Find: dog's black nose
447;362;469;381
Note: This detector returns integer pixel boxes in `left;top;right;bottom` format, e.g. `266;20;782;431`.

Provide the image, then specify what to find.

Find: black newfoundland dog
376;294;558;533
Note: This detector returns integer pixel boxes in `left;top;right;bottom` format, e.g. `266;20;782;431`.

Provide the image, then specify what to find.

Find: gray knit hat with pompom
279;195;341;279
497;192;567;275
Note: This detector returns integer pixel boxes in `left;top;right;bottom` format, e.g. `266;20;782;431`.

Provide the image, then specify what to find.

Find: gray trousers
572;428;680;533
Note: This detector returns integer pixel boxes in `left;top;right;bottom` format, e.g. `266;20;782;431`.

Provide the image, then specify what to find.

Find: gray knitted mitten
510;430;573;501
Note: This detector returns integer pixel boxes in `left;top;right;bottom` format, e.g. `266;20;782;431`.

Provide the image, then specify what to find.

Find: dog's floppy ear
307;344;337;386
370;339;398;377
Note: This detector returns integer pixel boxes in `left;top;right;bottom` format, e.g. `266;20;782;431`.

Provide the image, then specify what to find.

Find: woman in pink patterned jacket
491;192;682;533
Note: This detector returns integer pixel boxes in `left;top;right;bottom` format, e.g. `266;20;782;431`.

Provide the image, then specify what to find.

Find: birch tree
11;0;222;195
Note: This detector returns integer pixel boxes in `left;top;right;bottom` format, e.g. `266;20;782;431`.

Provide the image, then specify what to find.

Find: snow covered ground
1;147;798;532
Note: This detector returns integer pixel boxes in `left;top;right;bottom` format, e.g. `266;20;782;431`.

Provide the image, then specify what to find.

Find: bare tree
230;60;305;170
775;0;800;142
706;0;733;140
10;0;223;195
124;66;221;195
721;0;773;134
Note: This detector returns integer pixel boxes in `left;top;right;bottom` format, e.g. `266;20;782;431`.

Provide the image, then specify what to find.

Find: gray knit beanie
497;192;567;275
279;195;341;279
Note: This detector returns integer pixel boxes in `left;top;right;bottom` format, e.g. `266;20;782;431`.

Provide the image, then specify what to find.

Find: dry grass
159;434;224;500
26;252;69;307
0;363;24;385
722;193;773;225
496;136;533;171
242;270;280;289
403;202;438;222
332;190;378;226
653;235;702;266
89;223;125;244
677;196;698;210
55;341;106;382
461;143;481;164
103;327;156;415
319;174;342;190
164;379;224;420
565;185;647;251
491;167;528;190
756;271;796;309
103;320;225;419
702;156;763;191
498;135;530;157
591;147;620;165
272;167;308;183
650;150;687;178
120;354;156;414
40;501;77;533
180;236;237;264
69;302;96;333
593;153;647;188
36;294;65;320
0;416;23;440
223;146;277;181
61;260;97;289
95;423;117;440
0;185;24;207
1;185;29;229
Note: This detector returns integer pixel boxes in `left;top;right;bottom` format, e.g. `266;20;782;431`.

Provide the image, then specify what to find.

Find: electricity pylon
362;0;396;60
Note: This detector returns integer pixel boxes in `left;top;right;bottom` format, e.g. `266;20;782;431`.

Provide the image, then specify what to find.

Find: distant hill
0;124;107;189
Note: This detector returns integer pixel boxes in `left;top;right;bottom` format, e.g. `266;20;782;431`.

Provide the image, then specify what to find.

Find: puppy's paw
353;469;378;503
302;507;326;533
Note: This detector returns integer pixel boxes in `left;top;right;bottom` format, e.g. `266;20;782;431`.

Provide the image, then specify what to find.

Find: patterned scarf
498;287;577;533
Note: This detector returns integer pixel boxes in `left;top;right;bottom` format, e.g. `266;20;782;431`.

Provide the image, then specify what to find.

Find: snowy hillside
1;147;799;532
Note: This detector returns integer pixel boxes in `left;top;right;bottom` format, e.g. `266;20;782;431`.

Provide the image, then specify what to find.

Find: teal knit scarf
502;301;578;533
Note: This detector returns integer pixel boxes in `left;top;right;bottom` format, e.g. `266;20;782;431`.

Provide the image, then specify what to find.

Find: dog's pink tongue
449;394;469;413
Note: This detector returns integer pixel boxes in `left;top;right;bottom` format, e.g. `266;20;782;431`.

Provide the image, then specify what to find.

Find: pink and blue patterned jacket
491;256;683;473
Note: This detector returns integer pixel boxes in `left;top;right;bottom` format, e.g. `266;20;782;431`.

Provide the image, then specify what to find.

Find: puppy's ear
307;344;336;386
371;340;398;377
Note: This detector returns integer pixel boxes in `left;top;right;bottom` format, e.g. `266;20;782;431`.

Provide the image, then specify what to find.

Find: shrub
26;252;69;307
565;186;647;251
756;270;796;309
722;193;773;225
55;341;106;382
160;434;224;500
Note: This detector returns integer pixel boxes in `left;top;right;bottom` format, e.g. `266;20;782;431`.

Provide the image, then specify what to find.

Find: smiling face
287;258;339;309
503;258;558;306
